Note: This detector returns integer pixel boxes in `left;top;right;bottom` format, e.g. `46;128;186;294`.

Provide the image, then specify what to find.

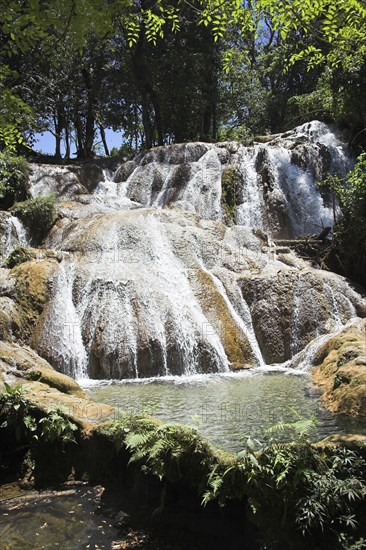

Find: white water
25;121;365;380
0;215;28;263
9;216;28;246
36;261;88;378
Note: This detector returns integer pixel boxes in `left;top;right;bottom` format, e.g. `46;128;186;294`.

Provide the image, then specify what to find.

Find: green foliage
256;0;366;71
0;384;78;448
318;154;366;286
38;409;77;446
221;166;240;222
218;125;253;145
3;247;33;269
0;152;29;209
322;154;366;220
202;419;366;549
11;195;57;242
125;422;215;482
1;0;366;153
102;411;366;549
0;67;34;151
101;412;220;492
0;382;33;441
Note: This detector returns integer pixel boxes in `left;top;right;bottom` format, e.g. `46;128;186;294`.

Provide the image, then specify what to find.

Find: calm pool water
85;369;363;453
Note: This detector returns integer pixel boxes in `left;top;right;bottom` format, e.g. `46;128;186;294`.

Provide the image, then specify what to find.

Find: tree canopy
1;0;365;156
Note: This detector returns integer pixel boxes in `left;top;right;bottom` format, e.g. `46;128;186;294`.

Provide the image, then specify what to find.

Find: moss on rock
312;319;366;416
221;166;239;223
0;342;86;398
12;258;58;340
189;269;256;369
11;195;57;243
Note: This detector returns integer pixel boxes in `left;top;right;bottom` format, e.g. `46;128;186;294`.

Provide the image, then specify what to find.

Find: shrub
4;246;33;268
221;166;240;222
0;151;30;209
318;154;366;287
38;408;77;447
11;195;57;242
104;413;366;550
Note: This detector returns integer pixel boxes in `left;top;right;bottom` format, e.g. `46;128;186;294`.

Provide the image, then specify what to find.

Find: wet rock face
240;270;363;364
0;212;28;265
28;163;105;198
28;121;352;240
28;205;363;379
39;209;265;378
2;120;361;380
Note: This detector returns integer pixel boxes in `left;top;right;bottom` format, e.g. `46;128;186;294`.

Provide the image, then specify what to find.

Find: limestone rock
0;341;86;398
311;319;366;416
240;270;364;364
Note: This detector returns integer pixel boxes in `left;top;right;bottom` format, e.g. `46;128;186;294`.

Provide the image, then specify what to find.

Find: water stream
85;370;365;453
15;120;366;442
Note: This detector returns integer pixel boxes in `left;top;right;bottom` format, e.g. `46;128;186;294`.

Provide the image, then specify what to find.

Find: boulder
312;319;366;416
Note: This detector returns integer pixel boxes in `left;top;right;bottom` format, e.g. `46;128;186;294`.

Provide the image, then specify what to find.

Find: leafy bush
0;384;78;450
318;154;366;287
0;151;30;209
102;413;366;550
4;246;33;268
217;124;254;145
38;408;78;447
11;195;57;242
0;382;35;441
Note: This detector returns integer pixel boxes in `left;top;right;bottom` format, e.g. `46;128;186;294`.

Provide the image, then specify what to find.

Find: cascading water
36;260;88;379
0;214;28;263
23;120;364;380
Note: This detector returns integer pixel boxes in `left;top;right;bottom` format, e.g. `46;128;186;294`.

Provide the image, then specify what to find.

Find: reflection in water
87;371;363;453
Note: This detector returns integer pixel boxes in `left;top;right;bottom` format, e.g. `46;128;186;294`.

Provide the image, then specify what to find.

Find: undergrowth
101;413;366;550
0;383;77;448
11;195;57;243
1;384;365;549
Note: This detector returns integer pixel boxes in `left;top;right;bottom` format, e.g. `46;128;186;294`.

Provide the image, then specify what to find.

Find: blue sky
35;129;124;157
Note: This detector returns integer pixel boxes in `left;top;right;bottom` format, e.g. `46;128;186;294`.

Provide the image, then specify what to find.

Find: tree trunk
65;125;71;159
84;107;95;158
99;124;110;156
74;116;84;159
132;32;163;149
53;114;62;159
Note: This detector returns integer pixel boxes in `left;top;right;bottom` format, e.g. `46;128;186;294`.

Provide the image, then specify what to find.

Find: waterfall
235;147;265;228
9;216;28;246
0;214;28;263
36;260;88;379
24;121;365;379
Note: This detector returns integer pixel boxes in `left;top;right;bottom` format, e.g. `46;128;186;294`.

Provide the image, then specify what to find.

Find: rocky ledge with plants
312;319;366;418
0;344;366;550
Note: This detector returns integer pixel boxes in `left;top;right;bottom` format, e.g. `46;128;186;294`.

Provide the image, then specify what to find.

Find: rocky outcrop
40;209;262;378
0;342;113;424
0;254;60;345
0;121;360;379
240;270;365;364
312;319;366;416
28;121;352;240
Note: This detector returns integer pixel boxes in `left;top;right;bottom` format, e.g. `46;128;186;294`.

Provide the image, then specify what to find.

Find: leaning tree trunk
99;124;110;156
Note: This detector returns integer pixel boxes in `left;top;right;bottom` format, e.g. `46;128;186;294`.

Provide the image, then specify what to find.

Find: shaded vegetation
319;154;366;288
11;195;57;243
0;152;29;209
1;377;366;549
